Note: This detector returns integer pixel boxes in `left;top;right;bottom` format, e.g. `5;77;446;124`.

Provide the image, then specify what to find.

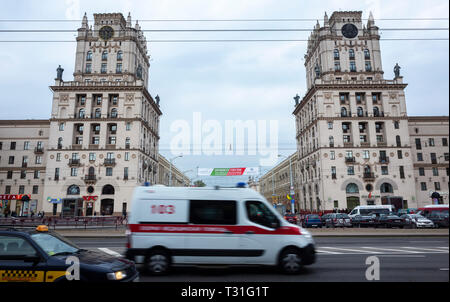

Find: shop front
83;195;98;216
62;198;84;217
0;194;34;217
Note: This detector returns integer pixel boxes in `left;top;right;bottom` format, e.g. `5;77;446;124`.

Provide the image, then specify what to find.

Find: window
78;108;85;118
23;141;30;150
0;235;38;257
394;121;400;129
347;166;355;175
346;183;359;194
125;137;130;149
419;168;425;176
92;137;99;145
376;135;384;143
432;167;439;176
188;200;237;225
89;153;96;161
54;168;60;180
95;108;101;118
364;49;370;59
56;153;61;162
86;51;92;61
110;95;118;105
7;171;13;179
435;182;441;191
397;150;403;159
35;156;42;164
106;167;113;176
334;62;341;72
34;170;40;179
5;186;11;194
420;182;427;191
8;156;14;164
429;138;435;146
20;170;26;179
32;185;39;194
334;49;340;59
117;51;123;60
67;185;80;195
350;61;356;72
415;138;422;150
116;63;122;73
101;63;107;74
343;135;351;143
365;61;372;72
357;107;364;117
381;166;389;175
96;95;102;105
0;142;2;150
245;200;278;228
328;122;333;129
102;51;108;61
75;136;83;145
349;49;355;60
329;136;334;147
10;142;16;150
431;153;437;164
380;183;394;194
108;136;116;145
125;152;130;161
363;150;370;159
110;108;118;118
360;135;367;143
399;166;405;179
85;63;92;73
373;106;380;117
445;153;449;161
18;186;25;194
443;138;448;147
331;166;337;179
59;123;65;131
70;168;78;177
341;107;348;117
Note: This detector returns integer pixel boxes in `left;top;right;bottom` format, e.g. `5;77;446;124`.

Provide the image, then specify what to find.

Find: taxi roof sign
36;225;48;232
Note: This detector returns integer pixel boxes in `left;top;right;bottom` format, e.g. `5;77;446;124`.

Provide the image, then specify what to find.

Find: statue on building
394;63;401;78
314;63;321;78
56;65;64;81
155;95;160;106
136;65;143;79
293;94;300;106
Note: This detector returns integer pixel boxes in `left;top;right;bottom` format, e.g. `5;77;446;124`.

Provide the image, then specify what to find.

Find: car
302;214;323;228
427;212;449;228
348;205;394;219
320;213;332;225
0;225;139;282
324;213;352;228
400;214;434;229
126;185;316;275
376;214;405;228
284;213;299;225
351;215;376;228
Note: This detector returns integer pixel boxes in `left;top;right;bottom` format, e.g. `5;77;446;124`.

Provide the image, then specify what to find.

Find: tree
193;180;206;187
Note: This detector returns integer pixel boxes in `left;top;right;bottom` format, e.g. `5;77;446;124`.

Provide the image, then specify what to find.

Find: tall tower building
42;13;162;216
293;11;416;211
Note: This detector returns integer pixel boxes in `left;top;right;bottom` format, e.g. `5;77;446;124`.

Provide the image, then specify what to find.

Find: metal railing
0;216;126;230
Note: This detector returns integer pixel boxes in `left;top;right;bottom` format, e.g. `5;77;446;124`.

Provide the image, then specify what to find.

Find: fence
0;216;126;230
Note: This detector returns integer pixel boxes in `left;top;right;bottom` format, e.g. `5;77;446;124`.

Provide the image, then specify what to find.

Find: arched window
57;137;63;149
67;185;80;195
110;108;118;118
334;49;340;59
102;51;108;61
95;108;101;118
346;183;360;194
364;165;371;174
86;51;92;61
373;106;380;117
396;135;402;147
329;136;334;147
102;185;115;195
341;107;348;117
78;108;85;118
364;49;370;59
380;183;394;193
349;49;355;59
117;51;123;60
88;167;95;176
357;107;364;117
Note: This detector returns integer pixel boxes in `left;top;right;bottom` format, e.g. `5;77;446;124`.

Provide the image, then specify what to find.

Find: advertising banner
198;167;259;176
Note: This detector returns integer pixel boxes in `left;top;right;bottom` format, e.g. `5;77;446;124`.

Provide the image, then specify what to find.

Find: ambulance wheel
145;249;171;275
279;247;303;275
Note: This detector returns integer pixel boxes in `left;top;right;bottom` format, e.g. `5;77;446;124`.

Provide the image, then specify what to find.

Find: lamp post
279;154;295;213
169;155;183;186
182;169;194;187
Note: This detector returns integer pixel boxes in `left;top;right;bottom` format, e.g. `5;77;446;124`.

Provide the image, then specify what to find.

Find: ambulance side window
189;200;237;225
245;201;280;229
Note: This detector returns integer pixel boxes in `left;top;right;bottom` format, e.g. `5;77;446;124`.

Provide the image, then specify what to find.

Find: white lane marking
377;255;426;258
438;246;449;250
360;247;422;254
400;247;449;253
316;249;342;254
98;248;123;257
319;247;381;254
440;268;449;271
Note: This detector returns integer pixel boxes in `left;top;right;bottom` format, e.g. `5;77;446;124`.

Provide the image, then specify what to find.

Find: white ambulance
125;185;316;275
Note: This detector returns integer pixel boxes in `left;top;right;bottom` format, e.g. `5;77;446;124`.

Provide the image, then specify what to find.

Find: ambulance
125;184;316;275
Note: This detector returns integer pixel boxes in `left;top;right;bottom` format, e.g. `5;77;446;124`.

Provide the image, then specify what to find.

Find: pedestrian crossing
89;246;449;257
317;246;449;255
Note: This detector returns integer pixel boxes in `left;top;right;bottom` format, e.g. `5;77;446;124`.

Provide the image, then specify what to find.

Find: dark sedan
351;215;376;228
427;212;449;228
376;214;405;228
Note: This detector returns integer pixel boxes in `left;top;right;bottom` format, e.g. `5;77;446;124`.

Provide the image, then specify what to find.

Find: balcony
68;159;81;166
363;172;375;181
377;142;387;147
72;144;82;150
34;147;44;154
379;157;390;164
84;175;97;184
345;157;356;164
343;142;353;147
104;159;116;166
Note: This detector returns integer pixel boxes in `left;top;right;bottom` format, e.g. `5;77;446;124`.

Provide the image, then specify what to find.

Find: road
70;236;449;282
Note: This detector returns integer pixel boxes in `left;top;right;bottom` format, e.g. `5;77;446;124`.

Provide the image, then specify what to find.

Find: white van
349;205;395;218
125;185;315;275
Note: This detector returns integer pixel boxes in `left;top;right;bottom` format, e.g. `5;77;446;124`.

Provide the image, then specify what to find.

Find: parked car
284;213;299;225
400;214;434;229
302;214;323;228
351;215;376;228
376;214;405;228
325;213;352;228
427;212;449;228
320;213;332;225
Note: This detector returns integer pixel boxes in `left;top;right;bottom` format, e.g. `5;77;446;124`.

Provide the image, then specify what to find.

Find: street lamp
182;169;194;186
169;154;183;186
278;154;295;213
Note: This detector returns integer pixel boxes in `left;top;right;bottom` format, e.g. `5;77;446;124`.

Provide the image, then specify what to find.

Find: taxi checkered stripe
1;271;39;279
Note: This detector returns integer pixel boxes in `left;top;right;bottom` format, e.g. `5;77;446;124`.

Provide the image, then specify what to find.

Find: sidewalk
56;227;449;238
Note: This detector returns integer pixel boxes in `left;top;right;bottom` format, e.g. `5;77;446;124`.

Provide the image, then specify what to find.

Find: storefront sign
83;196;98;202
0;194;31;200
362;195;381;199
47;197;62;204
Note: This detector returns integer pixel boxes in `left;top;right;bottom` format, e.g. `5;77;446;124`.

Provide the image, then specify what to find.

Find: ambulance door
183;200;240;264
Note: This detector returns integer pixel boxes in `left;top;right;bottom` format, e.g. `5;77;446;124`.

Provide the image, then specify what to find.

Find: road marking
360;247;422;254
316;249;342;254
400;247;449;253
377;255;426;258
438;247;449;250
98;248;122;257
440;268;449;271
319;247;381;254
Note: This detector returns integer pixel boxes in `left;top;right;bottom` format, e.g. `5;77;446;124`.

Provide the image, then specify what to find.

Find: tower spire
82;12;88;29
127;12;132;27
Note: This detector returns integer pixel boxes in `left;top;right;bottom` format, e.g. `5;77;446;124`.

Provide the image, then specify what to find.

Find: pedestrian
31;211;35;218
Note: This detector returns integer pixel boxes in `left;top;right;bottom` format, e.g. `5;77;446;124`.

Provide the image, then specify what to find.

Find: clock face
99;26;114;40
341;23;358;39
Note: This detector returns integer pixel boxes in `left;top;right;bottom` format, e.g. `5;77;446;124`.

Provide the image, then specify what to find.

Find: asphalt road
70;236;449;282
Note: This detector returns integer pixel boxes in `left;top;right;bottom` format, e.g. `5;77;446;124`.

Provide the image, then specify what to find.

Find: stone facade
158;155;191;187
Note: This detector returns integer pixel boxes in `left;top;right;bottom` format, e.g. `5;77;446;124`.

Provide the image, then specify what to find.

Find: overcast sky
0;0;448;186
